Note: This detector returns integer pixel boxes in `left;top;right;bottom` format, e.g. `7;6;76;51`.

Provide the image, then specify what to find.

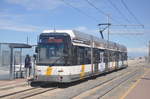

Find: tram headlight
58;69;64;72
35;66;41;74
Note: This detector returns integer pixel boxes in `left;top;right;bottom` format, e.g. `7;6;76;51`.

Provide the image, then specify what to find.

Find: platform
122;68;150;99
0;78;28;90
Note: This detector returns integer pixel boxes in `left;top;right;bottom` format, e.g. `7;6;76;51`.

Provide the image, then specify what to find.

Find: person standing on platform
25;54;32;78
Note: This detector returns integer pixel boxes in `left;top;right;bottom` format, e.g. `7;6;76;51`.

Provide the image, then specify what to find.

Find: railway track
43;67;138;99
0;68;130;99
0;65;144;99
0;86;57;99
73;68;142;99
97;70;140;99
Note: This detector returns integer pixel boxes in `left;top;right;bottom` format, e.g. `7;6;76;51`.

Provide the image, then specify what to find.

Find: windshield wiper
50;55;67;66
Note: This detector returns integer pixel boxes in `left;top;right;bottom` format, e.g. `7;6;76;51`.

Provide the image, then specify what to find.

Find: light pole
148;41;150;63
107;15;110;69
98;15;111;70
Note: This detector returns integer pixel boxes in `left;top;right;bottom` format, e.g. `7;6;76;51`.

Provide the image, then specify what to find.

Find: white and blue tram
33;30;127;83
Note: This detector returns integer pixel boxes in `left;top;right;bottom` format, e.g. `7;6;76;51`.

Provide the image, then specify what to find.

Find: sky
0;0;150;58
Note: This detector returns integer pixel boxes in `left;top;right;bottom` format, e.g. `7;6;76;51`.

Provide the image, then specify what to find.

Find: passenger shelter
0;43;32;80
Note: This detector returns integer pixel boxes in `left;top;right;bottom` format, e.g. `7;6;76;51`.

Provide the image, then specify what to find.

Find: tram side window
122;52;127;61
75;46;92;65
72;46;77;65
116;52;119;62
112;52;116;62
99;51;105;63
113;52;116;61
125;53;127;60
109;51;112;62
85;48;91;64
121;53;124;61
77;46;85;65
107;50;112;62
104;51;108;63
110;52;113;62
93;49;100;64
120;53;124;61
99;51;103;63
112;52;115;62
119;53;122;61
122;53;124;61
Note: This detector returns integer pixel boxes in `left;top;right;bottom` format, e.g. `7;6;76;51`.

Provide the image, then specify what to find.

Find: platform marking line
120;68;150;99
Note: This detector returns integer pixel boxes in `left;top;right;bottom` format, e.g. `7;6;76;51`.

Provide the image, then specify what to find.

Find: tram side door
99;52;105;72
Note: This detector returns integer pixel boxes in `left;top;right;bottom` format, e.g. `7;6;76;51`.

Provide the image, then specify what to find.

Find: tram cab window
36;34;71;66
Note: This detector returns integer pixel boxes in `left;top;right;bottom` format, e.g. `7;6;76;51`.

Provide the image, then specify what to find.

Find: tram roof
42;30;127;52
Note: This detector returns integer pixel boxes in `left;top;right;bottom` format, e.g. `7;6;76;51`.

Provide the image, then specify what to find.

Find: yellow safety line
120;68;150;99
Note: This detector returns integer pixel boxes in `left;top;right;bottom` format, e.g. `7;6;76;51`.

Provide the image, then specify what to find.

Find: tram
33;30;127;83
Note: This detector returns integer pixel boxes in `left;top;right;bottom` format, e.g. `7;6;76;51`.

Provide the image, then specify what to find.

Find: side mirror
35;47;38;53
33;54;37;60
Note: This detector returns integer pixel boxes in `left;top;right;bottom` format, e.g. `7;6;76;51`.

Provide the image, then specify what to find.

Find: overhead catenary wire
86;0;108;16
121;0;143;25
60;0;144;36
83;0;145;49
60;0;99;22
107;0;131;24
85;0;120;23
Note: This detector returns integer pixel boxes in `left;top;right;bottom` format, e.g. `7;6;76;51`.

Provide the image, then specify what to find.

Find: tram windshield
36;35;68;65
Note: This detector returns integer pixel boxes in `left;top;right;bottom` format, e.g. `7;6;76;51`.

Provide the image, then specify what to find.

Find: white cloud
5;0;88;11
74;26;146;36
128;47;148;53
108;29;145;35
0;18;48;32
0;10;50;32
74;26;98;34
5;0;64;10
74;26;88;31
0;24;38;32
